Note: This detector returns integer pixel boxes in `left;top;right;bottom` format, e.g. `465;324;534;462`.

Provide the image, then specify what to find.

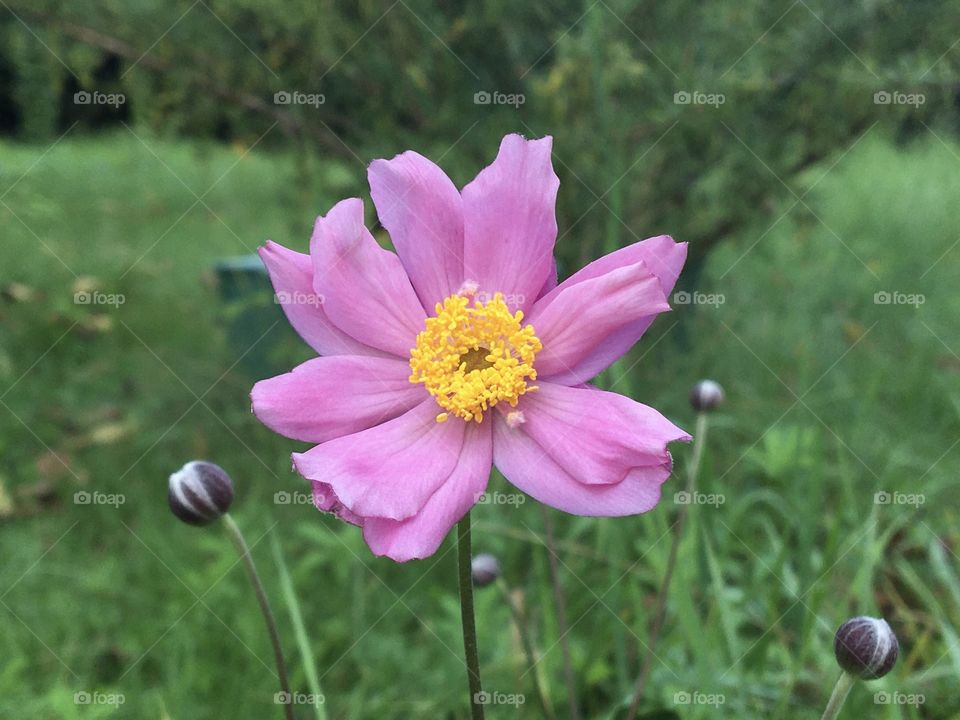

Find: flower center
409;292;542;423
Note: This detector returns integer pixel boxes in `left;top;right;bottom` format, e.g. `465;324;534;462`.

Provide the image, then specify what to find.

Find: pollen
409;292;542;423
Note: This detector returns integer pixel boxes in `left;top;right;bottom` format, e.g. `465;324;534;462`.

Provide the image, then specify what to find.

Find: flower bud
168;461;234;525
834;616;899;679
689;379;724;412
471;553;500;587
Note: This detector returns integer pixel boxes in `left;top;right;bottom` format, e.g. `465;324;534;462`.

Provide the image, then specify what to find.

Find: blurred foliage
1;127;959;718
3;1;960;718
2;0;960;269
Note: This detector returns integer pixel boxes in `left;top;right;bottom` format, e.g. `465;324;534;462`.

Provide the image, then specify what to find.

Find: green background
1;1;959;718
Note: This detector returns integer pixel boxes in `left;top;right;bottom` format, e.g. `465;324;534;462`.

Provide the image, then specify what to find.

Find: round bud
168;461;234;526
689;379;724;412
471;553;500;587
834;616;899;679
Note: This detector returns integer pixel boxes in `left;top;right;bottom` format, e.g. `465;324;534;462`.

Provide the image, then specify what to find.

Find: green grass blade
271;532;329;720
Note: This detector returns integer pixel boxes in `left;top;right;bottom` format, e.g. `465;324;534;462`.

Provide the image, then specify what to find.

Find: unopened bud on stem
471;553;500;587
689;379;724;412
168;461;234;525
834;616;899;680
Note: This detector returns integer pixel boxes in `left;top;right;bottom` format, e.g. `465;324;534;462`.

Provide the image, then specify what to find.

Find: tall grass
0;130;958;718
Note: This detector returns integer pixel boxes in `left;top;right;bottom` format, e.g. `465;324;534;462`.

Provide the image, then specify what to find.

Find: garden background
1;1;959;717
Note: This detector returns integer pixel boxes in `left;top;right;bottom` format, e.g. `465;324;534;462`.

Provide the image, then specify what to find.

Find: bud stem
820;671;856;720
223;513;294;720
496;578;556;720
457;510;485;719
540;505;581;720
626;411;710;720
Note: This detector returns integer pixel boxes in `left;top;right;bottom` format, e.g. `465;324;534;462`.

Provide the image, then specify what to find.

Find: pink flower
252;134;690;561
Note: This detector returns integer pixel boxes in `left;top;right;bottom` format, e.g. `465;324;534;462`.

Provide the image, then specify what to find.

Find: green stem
458;511;485;719
820;672;856;720
497;579;555;720
223;513;294;720
270;533;328;720
540;505;581;720
626;412;710;720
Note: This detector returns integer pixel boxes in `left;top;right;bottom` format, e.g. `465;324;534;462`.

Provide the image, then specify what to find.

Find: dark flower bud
834;616;899;679
168;461;234;525
471;553;500;587
690;379;724;412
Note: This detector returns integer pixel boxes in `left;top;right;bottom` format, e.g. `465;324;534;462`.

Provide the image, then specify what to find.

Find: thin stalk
270;533;328;720
458;511;485;719
625;412;710;720
819;672;856;720
497;579;556;720
222;513;294;720
541;505;581;720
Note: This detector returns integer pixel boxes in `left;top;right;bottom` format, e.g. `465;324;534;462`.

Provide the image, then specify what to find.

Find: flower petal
258;241;382;356
292;400;466;521
537;257;558;299
363;420;491;561
311;479;363;526
368;151;464;310
252;355;425;443
493;413;676;516
509;382;690;485
462;134;559;312
526;259;670;380
310;198;426;357
533;236;687;385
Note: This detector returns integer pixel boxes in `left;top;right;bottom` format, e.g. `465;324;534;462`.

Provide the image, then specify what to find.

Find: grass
0;127;959;718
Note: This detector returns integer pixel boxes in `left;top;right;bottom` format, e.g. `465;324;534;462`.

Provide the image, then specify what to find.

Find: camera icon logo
874;491;891;505
74;691;92;704
474;91;491;105
473;691;491;705
873;91;891;105
74;491;91;505
274;491;291;505
73;91;92;105
274;91;292;105
673;91;691;104
674;691;691;704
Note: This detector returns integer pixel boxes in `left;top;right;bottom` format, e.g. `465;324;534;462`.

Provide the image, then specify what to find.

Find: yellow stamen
409;292;542;423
